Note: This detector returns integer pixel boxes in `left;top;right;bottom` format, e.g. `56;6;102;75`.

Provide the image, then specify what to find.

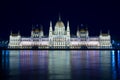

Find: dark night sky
0;0;120;40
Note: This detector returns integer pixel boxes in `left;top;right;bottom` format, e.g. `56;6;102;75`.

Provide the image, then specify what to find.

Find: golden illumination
55;21;65;27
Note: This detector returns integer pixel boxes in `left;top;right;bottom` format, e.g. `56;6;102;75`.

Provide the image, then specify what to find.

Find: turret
40;25;44;37
67;21;70;36
49;21;53;37
50;21;52;31
31;24;34;37
8;31;21;47
76;26;80;37
86;27;89;38
99;30;111;47
31;24;44;38
108;30;110;35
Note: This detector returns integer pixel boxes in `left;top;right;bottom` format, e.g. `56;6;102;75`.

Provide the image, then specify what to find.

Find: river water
1;50;120;80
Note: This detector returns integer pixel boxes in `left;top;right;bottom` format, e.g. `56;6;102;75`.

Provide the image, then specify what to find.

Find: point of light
112;50;115;66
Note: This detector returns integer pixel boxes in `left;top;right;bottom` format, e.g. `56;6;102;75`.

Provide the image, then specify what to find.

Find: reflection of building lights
2;50;4;57
2;50;5;69
112;40;115;44
118;50;120;53
112;50;115;65
118;43;120;47
112;50;115;54
118;50;120;69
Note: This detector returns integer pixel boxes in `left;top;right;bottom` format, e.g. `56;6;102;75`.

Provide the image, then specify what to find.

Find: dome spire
59;13;61;21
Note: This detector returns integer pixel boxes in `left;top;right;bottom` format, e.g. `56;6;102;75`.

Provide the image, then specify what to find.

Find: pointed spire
40;25;44;36
50;21;52;27
77;25;80;37
50;21;53;31
67;21;69;27
49;21;53;36
67;21;70;31
10;30;12;35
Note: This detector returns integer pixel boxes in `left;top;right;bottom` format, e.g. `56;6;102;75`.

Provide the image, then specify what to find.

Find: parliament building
8;16;112;49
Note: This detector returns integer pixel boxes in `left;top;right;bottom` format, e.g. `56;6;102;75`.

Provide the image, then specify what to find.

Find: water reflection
117;50;120;79
2;50;9;76
100;51;112;79
9;50;20;75
71;51;99;79
1;50;120;80
19;50;48;80
48;51;71;79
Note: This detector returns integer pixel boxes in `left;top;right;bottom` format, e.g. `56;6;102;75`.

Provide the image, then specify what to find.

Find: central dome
55;21;65;27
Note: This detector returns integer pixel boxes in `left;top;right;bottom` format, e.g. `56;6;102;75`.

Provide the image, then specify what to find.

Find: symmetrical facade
8;17;112;49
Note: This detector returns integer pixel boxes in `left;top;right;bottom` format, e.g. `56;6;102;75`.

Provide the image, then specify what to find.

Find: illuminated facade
8;17;112;49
